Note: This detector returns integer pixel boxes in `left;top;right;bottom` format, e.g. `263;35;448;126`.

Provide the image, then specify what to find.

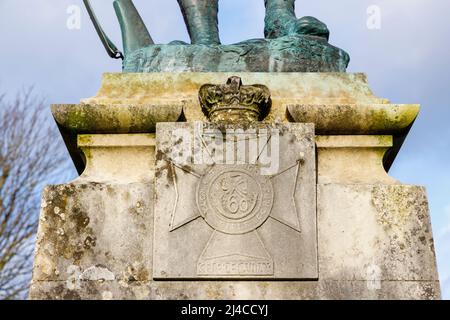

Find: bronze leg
177;0;221;45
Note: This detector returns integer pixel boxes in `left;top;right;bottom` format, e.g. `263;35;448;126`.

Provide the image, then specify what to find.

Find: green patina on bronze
177;0;221;45
84;0;349;72
264;0;329;40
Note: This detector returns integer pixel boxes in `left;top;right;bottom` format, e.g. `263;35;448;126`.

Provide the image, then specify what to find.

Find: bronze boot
177;0;221;45
264;0;329;40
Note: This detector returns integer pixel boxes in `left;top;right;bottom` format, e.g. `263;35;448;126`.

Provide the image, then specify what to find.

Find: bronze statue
177;0;329;45
83;0;348;72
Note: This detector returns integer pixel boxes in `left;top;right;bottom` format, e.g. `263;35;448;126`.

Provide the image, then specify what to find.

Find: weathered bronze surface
177;0;221;45
83;0;349;72
264;0;329;40
83;0;124;59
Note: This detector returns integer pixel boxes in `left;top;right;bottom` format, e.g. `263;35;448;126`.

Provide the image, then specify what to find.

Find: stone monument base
30;73;440;300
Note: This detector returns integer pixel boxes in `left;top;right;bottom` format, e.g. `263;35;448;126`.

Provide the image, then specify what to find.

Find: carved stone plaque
153;122;317;280
197;165;274;235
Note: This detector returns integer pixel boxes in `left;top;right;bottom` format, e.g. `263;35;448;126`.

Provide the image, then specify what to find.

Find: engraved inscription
196;231;274;277
213;171;258;219
198;260;273;276
197;165;274;235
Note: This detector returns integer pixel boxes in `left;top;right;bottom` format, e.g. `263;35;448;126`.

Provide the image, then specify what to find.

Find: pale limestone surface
52;104;183;133
30;280;439;300
30;72;440;300
73;73;421;128
32;183;153;286
81;73;394;125
318;185;439;282
29;131;440;300
316;135;398;185
29;173;440;299
77;134;156;183
287;104;420;134
82;73;387;105
153;123;317;280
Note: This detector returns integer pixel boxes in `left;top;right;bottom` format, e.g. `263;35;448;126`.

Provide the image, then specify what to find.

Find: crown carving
199;76;271;123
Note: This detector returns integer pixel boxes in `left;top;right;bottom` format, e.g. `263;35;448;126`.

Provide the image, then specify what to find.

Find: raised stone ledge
287;104;419;135
51;103;183;134
82;73;387;106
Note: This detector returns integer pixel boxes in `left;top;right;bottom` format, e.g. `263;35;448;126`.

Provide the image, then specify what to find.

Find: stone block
316;135;397;184
318;184;440;282
31;182;153;284
153;122;317;280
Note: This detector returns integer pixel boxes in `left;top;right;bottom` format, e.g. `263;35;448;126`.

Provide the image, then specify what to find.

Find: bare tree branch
0;89;73;299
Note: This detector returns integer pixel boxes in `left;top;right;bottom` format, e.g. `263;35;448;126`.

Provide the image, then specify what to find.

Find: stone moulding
54;73;418;174
82;72;387;106
51;103;183;174
76;134;156;183
51;103;183;133
286;104;419;134
287;103;420;172
316;135;397;185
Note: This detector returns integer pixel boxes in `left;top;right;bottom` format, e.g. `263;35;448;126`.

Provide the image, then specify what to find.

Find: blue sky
0;0;448;299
